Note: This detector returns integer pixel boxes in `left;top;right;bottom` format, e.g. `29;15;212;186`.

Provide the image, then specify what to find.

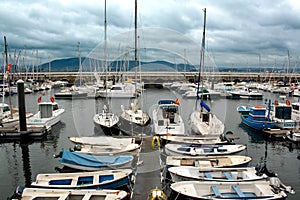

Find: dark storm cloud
0;0;299;68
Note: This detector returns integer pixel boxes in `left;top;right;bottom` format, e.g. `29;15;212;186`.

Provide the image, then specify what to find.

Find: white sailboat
119;0;150;135
93;0;119;135
189;8;225;135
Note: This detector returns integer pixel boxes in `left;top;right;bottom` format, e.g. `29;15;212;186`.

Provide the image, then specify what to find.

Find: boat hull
241;115;276;131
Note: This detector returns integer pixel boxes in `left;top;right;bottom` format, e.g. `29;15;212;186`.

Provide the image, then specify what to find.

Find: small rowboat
165;143;246;156
168;167;268;182
170;180;289;200
72;143;140;155
166;155;252;168
31;169;132;189
58;150;133;171
13;188;128;200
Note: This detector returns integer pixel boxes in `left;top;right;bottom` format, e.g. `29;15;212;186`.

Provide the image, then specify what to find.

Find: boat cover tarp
59;150;133;167
200;100;211;112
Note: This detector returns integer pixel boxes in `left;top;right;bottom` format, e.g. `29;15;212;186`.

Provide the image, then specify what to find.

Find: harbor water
0;87;299;199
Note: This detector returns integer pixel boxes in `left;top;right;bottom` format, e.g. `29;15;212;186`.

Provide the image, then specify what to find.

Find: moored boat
31;169;133;189
57;150;134;171
152;99;185;135
72;142;140;155
27;96;65;131
166;155;252;168
170;180;289;200
160;132;233;146
168;166;269;183
165;143;246;156
11;187;128;200
239;103;276;131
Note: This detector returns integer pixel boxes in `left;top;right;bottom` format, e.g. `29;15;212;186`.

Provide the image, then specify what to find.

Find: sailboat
93;0;120;135
119;0;150;135
189;8;225;136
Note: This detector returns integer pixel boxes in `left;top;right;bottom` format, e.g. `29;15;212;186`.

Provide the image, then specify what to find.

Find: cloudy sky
1;0;299;69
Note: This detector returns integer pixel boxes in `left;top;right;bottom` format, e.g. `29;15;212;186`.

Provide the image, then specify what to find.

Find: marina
0;85;299;199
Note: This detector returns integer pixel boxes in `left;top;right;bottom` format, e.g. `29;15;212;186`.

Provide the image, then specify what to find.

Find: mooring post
17;79;27;132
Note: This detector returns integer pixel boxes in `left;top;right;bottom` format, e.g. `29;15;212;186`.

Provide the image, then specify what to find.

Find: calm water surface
0;87;299;199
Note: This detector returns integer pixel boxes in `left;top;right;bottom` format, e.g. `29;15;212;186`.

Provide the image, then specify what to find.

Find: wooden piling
17;79;27;132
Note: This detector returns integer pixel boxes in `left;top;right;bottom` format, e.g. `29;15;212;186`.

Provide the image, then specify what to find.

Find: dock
0;125;47;138
262;128;289;139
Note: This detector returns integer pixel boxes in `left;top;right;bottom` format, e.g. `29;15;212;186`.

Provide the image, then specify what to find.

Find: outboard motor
270;177;295;194
73;144;82;151
220;131;233;143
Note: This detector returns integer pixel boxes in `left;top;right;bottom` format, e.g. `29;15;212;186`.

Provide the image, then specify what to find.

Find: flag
174;98;180;105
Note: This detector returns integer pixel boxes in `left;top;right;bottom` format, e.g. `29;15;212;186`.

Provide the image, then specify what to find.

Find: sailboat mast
78;42;82;86
3;36;13;118
195;8;206;109
134;0;138;98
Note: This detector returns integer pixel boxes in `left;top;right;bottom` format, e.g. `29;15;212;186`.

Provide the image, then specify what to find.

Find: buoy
255;105;263;108
151;136;160;149
37;96;42;103
146;187;168;200
50;96;55;103
286;99;291;105
274;100;279;106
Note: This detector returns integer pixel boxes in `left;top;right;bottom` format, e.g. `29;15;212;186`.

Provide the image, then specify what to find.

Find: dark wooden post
17;79;27;132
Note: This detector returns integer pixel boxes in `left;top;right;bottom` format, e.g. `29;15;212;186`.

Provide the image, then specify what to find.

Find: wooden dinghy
72;142;140;155
14;188;128;200
168;167;269;183
165;143;246;156
170;180;288;200
31;169;132;189
160;133;233;146
166;155;252;168
58;150;134;171
69;136;135;146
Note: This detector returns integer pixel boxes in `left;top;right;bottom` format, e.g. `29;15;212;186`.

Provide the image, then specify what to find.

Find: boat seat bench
204;172;212;178
211;185;221;197
232;185;246;197
223;172;234;180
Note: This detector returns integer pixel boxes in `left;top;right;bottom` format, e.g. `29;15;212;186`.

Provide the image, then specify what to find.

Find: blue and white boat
170;180;289;200
239;103;276;131
168;167;270;183
58;150;133;171
165;143;246;156
31;169;133;190
166;155;252;168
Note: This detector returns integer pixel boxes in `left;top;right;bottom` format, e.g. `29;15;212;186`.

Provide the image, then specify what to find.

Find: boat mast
134;0;138;98
195;8;206;110
78;42;82;86
3;36;13;118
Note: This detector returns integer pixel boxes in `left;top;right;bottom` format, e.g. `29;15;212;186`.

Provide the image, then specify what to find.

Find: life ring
50;96;55;103
151;136;160;149
37;96;42;103
286;99;291;105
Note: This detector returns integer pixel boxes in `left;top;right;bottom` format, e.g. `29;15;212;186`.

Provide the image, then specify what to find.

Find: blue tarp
59;150;133;168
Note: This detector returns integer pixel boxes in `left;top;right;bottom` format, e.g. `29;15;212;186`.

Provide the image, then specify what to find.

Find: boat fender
151;136;160;149
50;96;55;103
